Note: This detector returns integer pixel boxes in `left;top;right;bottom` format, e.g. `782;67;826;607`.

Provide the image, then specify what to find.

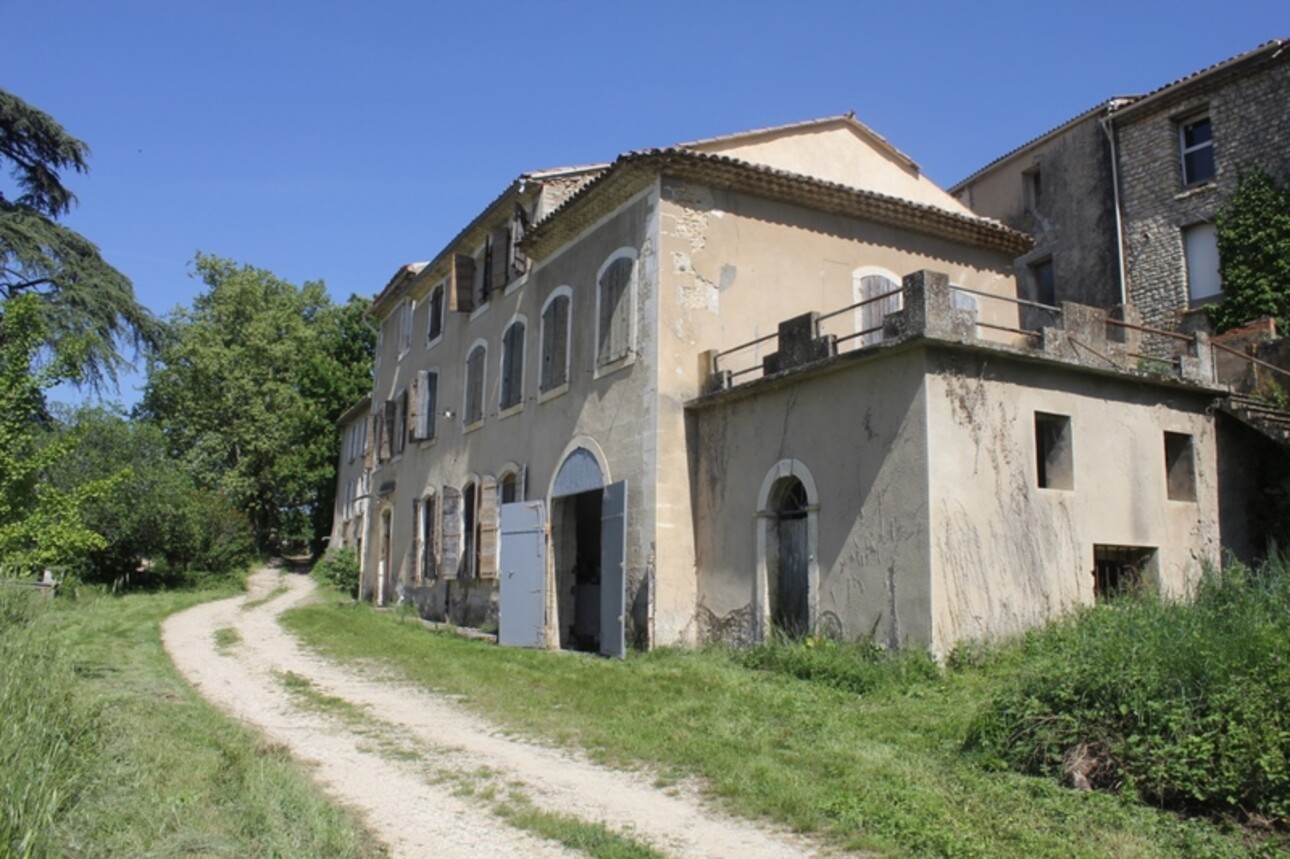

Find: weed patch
966;555;1290;825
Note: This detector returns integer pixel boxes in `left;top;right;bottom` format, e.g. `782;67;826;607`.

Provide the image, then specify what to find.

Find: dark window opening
427;285;444;342
770;477;811;638
1035;412;1073;490
1164;432;1197;501
462;482;478;580
1023;166;1042;212
500;472;519;504
1180;115;1215;185
1093;545;1156;600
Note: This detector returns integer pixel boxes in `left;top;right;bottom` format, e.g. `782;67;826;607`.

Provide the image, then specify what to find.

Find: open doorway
553;489;602;652
377;508;392;606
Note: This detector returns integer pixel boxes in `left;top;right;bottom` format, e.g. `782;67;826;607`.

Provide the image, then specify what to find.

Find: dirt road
162;567;822;858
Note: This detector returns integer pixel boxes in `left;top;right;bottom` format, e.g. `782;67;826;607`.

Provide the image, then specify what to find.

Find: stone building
333;116;1227;657
952;38;1290;332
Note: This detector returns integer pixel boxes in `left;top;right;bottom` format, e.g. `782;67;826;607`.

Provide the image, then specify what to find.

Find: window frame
1034;411;1074;491
594;248;638;374
414;368;439;444
1164;432;1198;502
1182;221;1222;306
539;287;573;400
1178;113;1216;187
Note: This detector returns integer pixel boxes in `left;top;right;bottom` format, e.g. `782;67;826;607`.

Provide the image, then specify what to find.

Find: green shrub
965;555;1290;820
735;635;941;696
0;587;101;858
314;548;360;598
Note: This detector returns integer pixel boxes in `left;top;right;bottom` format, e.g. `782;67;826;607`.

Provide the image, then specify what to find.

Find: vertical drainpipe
1100;106;1128;305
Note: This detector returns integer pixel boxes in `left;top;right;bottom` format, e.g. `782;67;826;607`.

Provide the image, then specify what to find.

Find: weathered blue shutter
599;480;627;658
499;501;547;649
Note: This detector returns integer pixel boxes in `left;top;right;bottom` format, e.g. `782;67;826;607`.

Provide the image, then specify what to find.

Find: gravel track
163;567;822;858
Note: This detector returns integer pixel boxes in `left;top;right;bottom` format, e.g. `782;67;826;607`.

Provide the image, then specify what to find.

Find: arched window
853;268;902;347
597;251;636;366
426;284;445;344
540;288;572;393
500;318;526;411
464;341;487;426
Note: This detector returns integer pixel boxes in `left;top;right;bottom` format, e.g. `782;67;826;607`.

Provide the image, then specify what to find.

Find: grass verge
1;584;381;857
283;600;1268;857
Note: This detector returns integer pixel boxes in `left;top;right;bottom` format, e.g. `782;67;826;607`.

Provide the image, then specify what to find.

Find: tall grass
0;587;99;858
1;584;379;857
966;554;1290;821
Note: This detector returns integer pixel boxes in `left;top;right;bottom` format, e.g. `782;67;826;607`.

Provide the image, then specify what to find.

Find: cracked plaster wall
690;348;934;649
925;347;1220;654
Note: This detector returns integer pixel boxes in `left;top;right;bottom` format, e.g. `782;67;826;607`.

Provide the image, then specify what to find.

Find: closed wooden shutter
448;254;475;312
599;258;633;364
501;322;524;409
490;225;510;293
466;346;485;424
552;296;569;387
540;295;569;391
440;486;462;579
478;476;499;579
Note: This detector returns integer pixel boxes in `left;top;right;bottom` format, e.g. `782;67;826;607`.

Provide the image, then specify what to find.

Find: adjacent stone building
952;38;1290;332
335;116;1227;657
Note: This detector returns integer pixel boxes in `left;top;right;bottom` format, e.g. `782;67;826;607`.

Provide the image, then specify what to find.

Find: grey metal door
499;501;546;648
599;481;627;658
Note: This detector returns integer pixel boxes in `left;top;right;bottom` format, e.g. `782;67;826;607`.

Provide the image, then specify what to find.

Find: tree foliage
0;88;160;390
44;406;254;584
0;294;116;576
142;254;374;552
1207;167;1290;333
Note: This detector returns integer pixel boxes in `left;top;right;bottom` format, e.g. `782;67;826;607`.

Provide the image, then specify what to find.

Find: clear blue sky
6;0;1286;407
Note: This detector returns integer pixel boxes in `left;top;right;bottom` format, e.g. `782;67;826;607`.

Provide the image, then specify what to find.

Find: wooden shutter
552;296;569;387
540;300;557;392
383;400;397;459
510;205;529;278
413;370;430;440
478;476;499;579
408;374;420;441
466;347;484;424
448;254;475;312
364;413;376;468
410;498;422;584
440;486;462;579
425;494;438;579
599;259;632;364
490;225;510;293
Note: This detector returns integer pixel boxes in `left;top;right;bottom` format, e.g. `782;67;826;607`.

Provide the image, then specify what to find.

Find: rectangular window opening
1034;411;1073;490
1092;545;1157;600
1179;114;1215;186
1164;432;1197;501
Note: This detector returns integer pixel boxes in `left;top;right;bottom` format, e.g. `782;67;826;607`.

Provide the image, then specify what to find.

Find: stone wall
1115;51;1290;330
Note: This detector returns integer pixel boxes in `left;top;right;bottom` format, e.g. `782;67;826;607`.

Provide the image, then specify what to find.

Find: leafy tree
141;254;374;553
0;294;116;576
1207;167;1290;333
44;406;254;584
1;88;160;390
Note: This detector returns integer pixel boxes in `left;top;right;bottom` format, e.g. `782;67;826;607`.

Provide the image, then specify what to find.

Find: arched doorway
542;441;627;657
756;459;819;640
770;478;810;636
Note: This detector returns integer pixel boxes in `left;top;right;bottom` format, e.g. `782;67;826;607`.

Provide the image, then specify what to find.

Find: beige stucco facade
339;115;1224;657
